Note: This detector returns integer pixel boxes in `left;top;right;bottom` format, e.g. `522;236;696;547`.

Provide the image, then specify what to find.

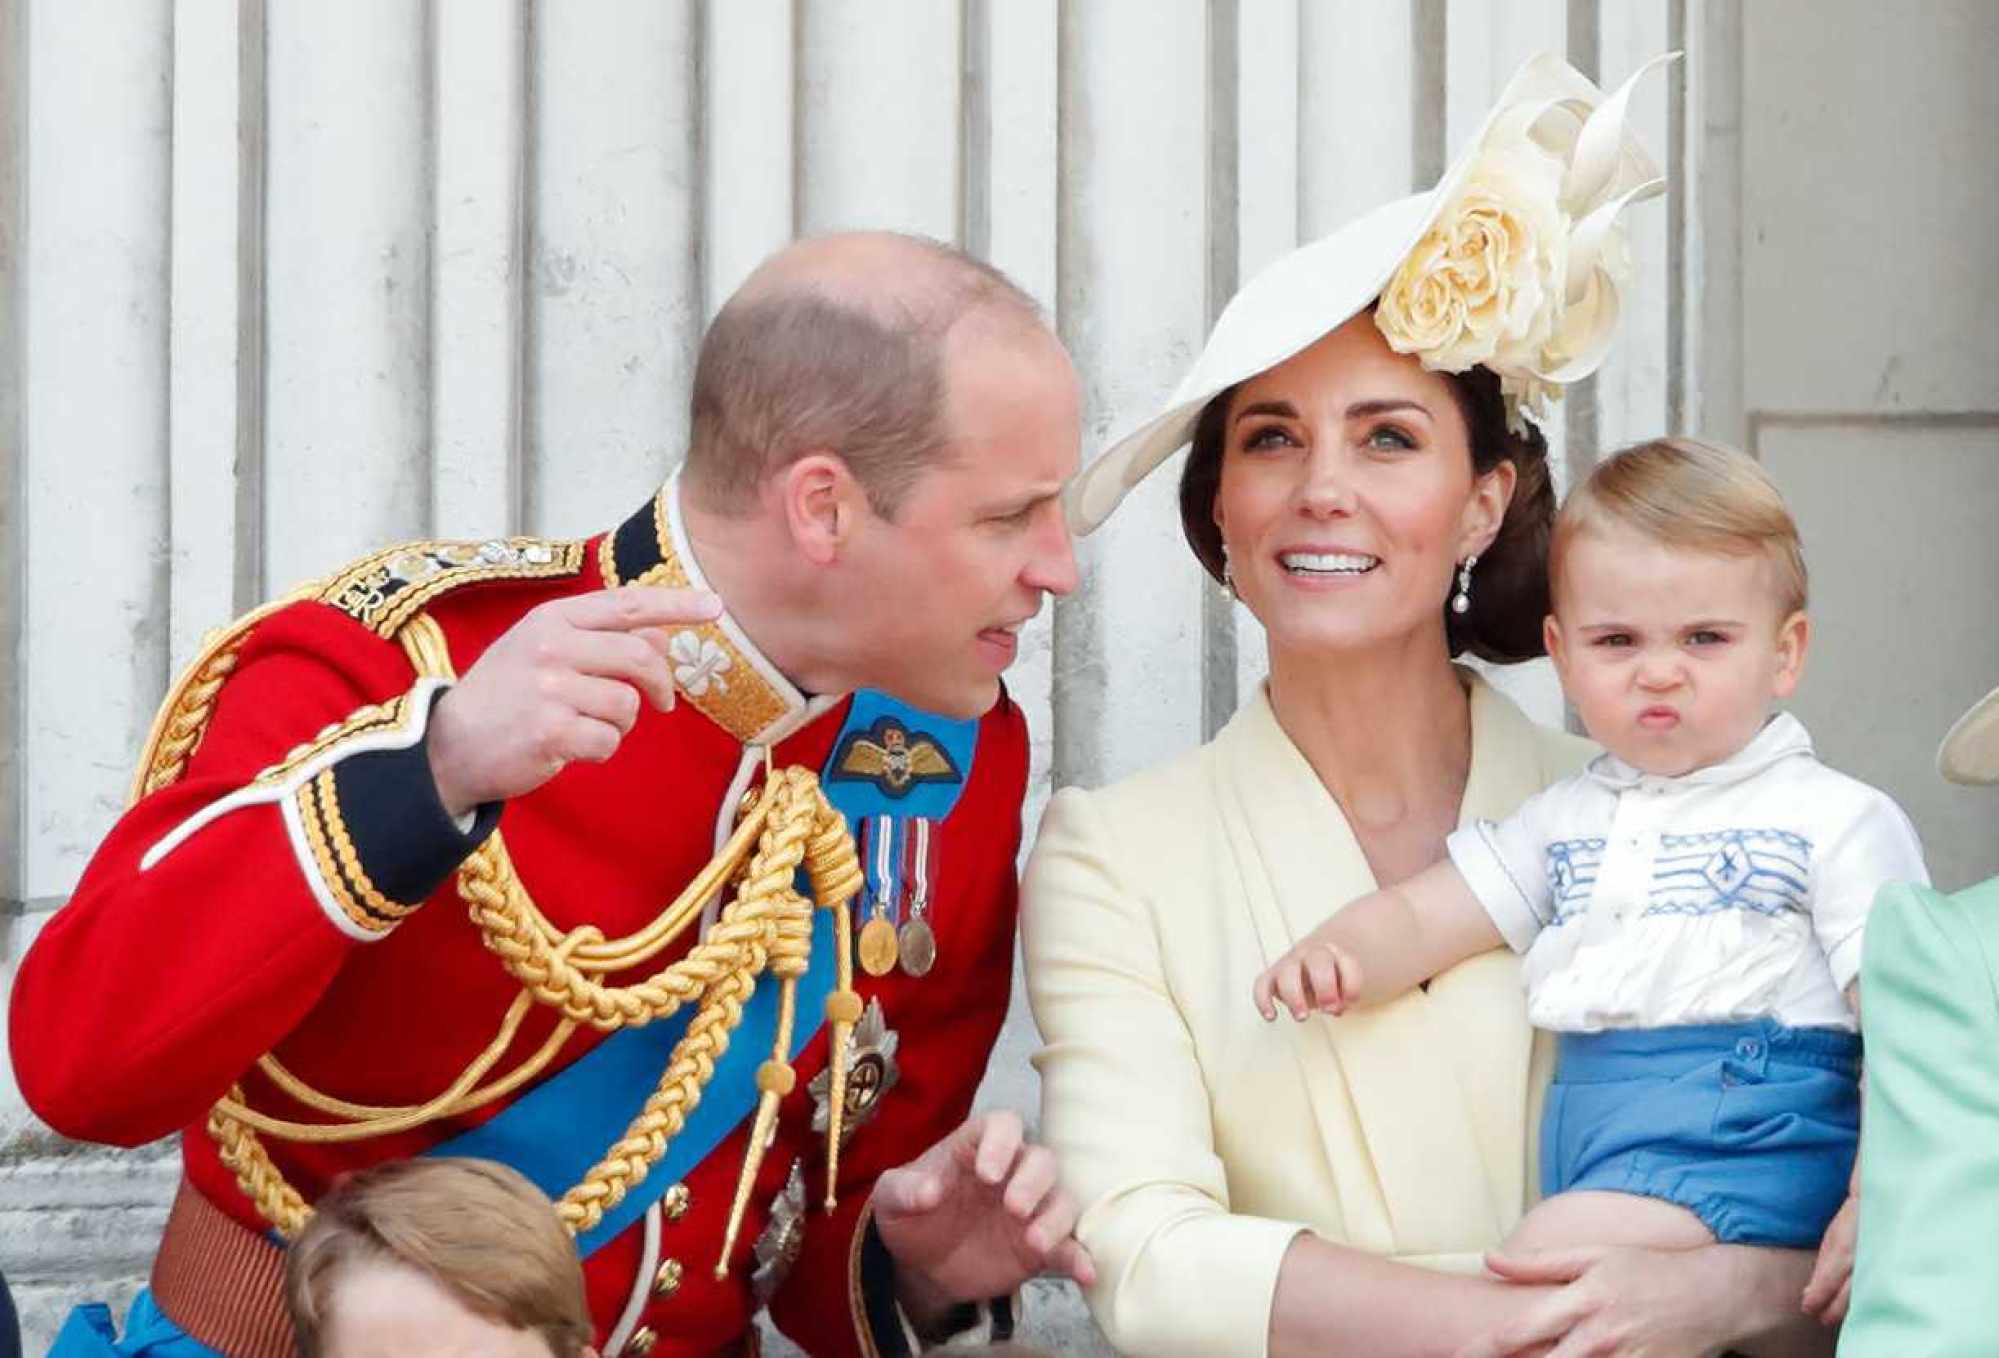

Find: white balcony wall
11;4;1961;1350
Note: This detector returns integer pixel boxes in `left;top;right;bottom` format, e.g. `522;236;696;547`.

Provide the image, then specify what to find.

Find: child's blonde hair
285;1157;592;1358
1551;436;1807;616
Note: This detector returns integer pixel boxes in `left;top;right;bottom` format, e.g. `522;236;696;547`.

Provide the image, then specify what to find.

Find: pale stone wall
4;2;1990;1354
1740;0;1999;895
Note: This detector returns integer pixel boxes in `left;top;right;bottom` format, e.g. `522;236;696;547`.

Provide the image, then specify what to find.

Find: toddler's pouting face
1545;523;1808;777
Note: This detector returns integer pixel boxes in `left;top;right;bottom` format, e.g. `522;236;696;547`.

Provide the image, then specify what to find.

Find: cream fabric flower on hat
1377;55;1669;433
1377;138;1568;428
1065;51;1674;534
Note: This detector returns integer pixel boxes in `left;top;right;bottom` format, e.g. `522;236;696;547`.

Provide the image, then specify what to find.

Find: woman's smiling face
1212;312;1514;659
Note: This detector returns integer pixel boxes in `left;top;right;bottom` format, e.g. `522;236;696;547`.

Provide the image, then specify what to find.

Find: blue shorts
1539;1019;1860;1248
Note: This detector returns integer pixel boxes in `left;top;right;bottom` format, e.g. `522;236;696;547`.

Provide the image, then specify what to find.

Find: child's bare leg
1503;1190;1716;1255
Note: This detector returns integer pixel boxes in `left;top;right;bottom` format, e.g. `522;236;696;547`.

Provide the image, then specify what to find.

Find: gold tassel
716;976;799;1278
822;897;862;1210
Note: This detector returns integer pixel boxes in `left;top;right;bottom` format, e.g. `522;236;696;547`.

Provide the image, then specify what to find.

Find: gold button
625;1327;657;1357
662;1183;691;1221
652;1256;684;1299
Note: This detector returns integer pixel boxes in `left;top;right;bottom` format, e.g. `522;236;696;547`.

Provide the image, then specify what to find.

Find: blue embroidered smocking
1546;837;1605;926
1643;828;1812;919
1542;829;1813;927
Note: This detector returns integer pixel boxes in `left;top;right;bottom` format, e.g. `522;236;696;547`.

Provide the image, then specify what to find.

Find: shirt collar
1586;710;1815;792
599;472;839;747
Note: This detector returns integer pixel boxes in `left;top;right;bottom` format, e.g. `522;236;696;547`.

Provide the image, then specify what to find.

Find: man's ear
780;453;858;566
1771;609;1811;700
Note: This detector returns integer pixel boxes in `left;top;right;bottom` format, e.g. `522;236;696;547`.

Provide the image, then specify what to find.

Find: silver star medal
751;1158;807;1303
808;996;900;1147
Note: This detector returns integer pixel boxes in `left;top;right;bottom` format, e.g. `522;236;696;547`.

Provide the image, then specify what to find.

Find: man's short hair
685;233;1042;518
1551;435;1808;616
285;1157;592;1358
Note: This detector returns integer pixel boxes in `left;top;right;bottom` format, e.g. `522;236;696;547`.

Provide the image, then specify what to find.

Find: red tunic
10;487;1028;1357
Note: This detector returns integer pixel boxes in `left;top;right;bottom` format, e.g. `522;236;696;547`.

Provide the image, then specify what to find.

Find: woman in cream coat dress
1027;54;1844;1358
1028;662;1589;1352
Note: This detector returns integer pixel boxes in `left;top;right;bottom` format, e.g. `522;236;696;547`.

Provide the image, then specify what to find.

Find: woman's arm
1024;788;1541;1357
1023;787;1304;1355
1271;1235;1555;1358
1840;881;1999;1351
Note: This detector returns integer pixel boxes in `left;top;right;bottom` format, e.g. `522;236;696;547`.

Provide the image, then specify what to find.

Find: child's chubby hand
1253;937;1362;1022
1801;1188;1859;1325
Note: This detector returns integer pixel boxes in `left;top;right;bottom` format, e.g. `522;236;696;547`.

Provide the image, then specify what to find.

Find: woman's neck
1264;629;1473;836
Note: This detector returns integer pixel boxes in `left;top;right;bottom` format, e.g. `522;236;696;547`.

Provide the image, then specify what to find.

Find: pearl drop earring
1452;553;1478;615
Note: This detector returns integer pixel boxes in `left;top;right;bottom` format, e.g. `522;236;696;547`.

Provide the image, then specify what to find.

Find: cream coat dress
1023;673;1593;1356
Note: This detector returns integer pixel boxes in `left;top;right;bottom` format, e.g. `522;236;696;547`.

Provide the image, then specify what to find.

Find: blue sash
47;1292;219;1358
430;691;977;1256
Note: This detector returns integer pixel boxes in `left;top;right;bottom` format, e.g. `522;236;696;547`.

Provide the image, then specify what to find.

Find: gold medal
897;918;936;977
858;914;899;976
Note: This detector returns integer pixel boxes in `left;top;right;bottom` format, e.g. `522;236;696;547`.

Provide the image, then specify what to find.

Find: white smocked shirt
1445;713;1928;1033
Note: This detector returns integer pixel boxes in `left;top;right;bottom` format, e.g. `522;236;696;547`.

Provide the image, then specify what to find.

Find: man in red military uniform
12;233;1092;1357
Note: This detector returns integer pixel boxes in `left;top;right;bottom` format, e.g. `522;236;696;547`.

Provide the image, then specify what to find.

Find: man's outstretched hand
874;1110;1097;1330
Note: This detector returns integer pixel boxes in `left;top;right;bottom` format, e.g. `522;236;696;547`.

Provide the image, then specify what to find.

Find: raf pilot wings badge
829;716;960;798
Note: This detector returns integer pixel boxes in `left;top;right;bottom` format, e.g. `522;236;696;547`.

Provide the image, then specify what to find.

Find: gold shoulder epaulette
318;537;587;638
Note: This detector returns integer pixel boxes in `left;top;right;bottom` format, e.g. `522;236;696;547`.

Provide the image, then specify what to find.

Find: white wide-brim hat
1939;686;1999;785
1066;51;1674;536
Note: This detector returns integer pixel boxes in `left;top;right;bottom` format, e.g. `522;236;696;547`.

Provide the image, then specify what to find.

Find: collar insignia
601;479;818;746
829;718;961;799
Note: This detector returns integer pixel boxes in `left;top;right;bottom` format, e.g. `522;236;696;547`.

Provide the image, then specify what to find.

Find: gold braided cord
133;589;321;802
218;929;587;1140
172;610;865;1256
209;1086;310;1239
314;768;424;923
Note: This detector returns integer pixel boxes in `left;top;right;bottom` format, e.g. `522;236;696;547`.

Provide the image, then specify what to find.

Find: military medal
856;815;900;977
809;996;900;1146
750;1158;807;1302
897;817;939;977
857;916;898;977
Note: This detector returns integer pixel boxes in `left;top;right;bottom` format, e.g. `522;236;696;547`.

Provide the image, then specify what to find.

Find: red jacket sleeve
7;603;488;1145
766;697;1029;1357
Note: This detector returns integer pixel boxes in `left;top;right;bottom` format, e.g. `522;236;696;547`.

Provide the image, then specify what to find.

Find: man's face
839;318;1080;718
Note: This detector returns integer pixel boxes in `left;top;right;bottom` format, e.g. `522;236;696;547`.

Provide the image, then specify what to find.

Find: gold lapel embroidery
602;486;806;745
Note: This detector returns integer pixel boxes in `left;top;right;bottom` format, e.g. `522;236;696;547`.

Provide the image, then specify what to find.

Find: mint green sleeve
1840;878;1999;1355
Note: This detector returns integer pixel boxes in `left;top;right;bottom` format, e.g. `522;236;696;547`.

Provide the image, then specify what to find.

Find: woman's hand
1454;1246;1743;1358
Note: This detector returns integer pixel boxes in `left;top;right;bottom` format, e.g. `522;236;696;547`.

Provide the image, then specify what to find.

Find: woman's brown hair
1178;360;1555;663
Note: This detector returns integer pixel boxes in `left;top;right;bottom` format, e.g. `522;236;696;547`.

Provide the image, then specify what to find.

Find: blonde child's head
1550;436;1806;617
286;1157;596;1358
1544;438;1811;777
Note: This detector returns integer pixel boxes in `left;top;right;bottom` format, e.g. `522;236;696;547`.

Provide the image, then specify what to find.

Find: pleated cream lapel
1212;672;1551;1257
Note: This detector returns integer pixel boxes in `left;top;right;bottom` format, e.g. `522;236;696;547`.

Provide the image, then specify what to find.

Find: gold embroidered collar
600;475;835;747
